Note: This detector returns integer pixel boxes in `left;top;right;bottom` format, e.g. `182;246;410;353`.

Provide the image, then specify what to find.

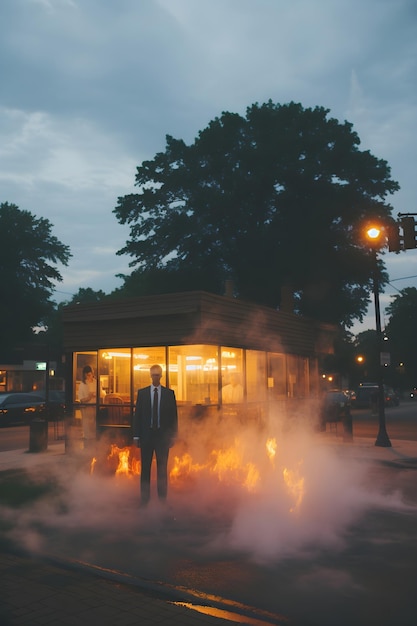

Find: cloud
0;0;415;312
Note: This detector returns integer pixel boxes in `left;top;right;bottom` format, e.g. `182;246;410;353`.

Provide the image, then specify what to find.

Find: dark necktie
152;387;158;428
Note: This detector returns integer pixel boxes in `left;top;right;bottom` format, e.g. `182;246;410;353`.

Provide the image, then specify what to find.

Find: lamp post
365;226;391;447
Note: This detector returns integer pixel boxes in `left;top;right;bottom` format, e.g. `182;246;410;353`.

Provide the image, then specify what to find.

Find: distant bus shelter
62;291;336;442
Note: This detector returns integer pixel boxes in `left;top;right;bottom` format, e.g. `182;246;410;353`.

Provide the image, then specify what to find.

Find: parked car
345;389;357;402
410;388;417;400
318;390;351;431
384;387;400;407
352;385;398;409
29;390;67;420
0;392;46;426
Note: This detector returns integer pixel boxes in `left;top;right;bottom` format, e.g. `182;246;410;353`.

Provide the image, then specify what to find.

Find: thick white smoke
1;404;413;571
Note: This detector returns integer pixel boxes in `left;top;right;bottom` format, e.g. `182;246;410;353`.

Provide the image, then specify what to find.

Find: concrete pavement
1;434;417;625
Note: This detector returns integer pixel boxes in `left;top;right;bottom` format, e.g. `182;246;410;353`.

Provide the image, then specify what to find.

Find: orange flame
170;452;206;483
266;437;277;464
170;441;261;492
91;438;306;512
90;457;97;474
282;463;305;513
90;445;140;477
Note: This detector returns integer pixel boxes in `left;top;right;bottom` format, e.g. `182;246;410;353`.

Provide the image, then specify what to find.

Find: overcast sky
1;0;416;333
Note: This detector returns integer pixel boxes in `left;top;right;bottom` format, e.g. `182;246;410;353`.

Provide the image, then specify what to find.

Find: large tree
114;101;399;328
0;202;71;359
385;287;417;389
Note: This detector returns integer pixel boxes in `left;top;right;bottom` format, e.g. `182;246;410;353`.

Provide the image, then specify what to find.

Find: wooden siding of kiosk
62;290;336;358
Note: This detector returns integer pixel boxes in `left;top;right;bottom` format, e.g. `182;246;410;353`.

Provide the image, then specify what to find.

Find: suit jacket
133;385;178;447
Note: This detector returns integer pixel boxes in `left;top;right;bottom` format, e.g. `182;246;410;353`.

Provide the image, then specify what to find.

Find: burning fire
266;437;277;464
282;463;305;513
169;439;261;493
90;445;141;478
90;438;306;512
90;457;97;474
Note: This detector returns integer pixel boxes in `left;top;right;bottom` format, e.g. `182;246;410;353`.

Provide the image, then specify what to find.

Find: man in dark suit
133;364;178;505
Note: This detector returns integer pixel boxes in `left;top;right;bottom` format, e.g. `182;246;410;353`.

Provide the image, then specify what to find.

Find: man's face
150;369;162;386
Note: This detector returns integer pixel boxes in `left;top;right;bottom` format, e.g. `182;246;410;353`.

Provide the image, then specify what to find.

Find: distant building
0;340;61;394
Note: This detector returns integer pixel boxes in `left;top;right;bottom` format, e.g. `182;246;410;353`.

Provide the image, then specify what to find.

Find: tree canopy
114;100;399;328
385;287;417;389
0;202;71;358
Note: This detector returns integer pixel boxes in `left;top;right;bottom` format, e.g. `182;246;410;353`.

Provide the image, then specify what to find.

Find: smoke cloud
1;403;413;578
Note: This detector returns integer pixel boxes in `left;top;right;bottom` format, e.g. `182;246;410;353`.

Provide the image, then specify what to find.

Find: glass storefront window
309;357;319;397
246;350;266;402
0;370;6;393
74;346;311;411
75;352;98;403
221;347;244;403
98;349;131;402
287;354;309;398
71;341;317;437
169;345;219;405
94;349;132;428
133;347;166;394
267;353;287;399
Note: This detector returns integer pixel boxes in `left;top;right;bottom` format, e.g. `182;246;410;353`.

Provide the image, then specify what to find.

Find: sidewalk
2;431;417;472
1;435;416;626
330;433;417;467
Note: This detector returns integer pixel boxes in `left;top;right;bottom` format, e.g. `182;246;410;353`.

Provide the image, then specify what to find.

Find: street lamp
365;225;391;447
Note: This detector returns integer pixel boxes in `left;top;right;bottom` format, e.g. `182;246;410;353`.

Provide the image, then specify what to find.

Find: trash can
29;418;48;453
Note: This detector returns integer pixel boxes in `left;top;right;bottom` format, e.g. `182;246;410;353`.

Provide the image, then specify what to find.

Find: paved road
351;400;417;441
0;421;64;452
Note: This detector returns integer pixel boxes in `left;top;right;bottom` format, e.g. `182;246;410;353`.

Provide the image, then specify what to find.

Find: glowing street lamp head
366;226;381;240
363;222;385;249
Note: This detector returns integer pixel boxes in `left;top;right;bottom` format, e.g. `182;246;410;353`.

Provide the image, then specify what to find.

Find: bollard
29;418;48;453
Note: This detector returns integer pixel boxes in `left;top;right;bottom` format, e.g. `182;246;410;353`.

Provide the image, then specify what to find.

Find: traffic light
387;223;401;252
401;216;416;249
